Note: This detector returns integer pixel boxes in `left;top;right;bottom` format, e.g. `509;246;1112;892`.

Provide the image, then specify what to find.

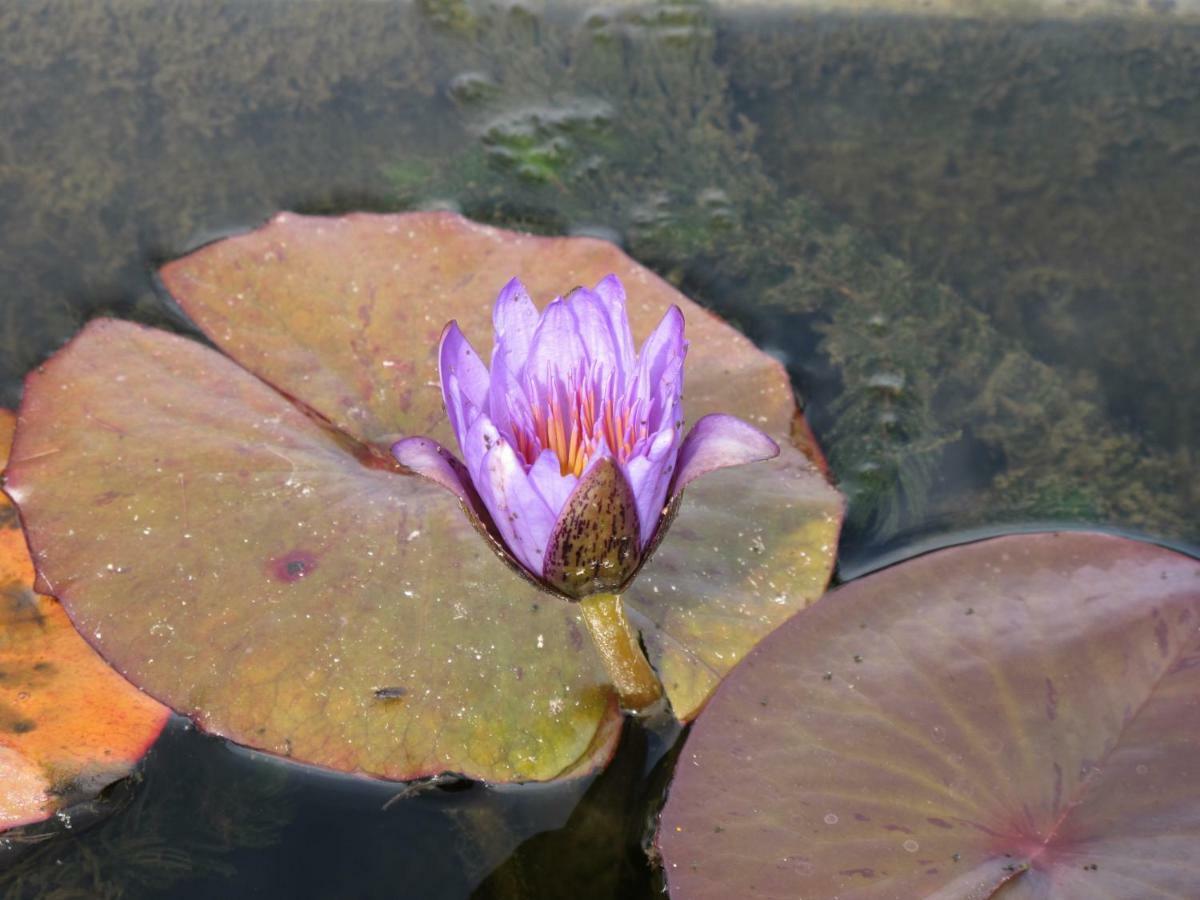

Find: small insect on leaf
373;687;408;701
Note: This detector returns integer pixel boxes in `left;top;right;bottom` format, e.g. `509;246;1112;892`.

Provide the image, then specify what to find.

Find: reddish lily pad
158;212;805;454
7;212;841;784
0;410;168;833
657;532;1200;899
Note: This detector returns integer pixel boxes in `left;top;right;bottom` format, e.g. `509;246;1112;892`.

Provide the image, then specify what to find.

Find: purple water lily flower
393;274;779;600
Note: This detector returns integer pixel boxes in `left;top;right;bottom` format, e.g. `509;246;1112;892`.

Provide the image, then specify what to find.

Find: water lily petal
622;427;680;548
591;274;636;370
394;434;541;586
475;438;558;577
391;436;473;506
637;305;686;376
650;350;686;434
439;321;490;448
489;279;538;436
671;413;780;496
526;289;626;384
492;277;540;369
564;286;636;375
527;447;577;516
461;403;502;484
635;306;687;426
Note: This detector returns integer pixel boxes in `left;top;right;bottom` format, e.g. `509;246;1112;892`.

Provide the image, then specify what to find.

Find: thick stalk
578;592;662;713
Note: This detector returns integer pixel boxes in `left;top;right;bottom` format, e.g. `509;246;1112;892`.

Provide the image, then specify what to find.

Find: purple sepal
542;458;640;599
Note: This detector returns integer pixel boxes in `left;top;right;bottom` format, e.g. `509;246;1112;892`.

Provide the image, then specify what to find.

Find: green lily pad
657;532;1200;898
8;212;841;783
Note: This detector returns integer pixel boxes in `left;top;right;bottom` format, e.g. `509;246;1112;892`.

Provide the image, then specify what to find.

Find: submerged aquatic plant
394;275;778;710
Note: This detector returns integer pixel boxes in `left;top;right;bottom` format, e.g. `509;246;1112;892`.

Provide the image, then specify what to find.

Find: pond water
1;1;1197;897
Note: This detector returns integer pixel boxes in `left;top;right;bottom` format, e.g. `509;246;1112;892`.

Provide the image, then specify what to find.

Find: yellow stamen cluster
513;376;649;477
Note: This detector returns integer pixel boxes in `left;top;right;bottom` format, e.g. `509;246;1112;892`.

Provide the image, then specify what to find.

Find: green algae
732;14;1200;454
379;0;1197;544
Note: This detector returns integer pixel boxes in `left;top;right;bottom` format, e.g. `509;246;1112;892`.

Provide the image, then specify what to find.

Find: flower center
510;369;649;477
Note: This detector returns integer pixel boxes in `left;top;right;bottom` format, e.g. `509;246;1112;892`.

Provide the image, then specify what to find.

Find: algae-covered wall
731;14;1200;453
0;0;442;383
0;0;1195;560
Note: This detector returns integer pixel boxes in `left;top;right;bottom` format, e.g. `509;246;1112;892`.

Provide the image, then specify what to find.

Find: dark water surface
1;1;1197;897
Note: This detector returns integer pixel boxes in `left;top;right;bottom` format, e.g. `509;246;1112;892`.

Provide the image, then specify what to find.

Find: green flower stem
578;592;663;713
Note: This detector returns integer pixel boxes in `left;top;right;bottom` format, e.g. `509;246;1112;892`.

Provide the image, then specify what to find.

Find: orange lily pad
657;532;1200;899
7;212;841;784
0;410;168;834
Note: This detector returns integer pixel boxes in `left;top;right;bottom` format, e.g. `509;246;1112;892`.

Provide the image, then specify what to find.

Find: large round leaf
157;212;807;453
8;212;841;784
0;410;168;833
658;532;1200;899
159;212;842;721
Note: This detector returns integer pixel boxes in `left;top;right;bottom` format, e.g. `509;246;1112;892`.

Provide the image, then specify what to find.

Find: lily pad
0;410;168;834
657;532;1200;898
7;212;841;783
